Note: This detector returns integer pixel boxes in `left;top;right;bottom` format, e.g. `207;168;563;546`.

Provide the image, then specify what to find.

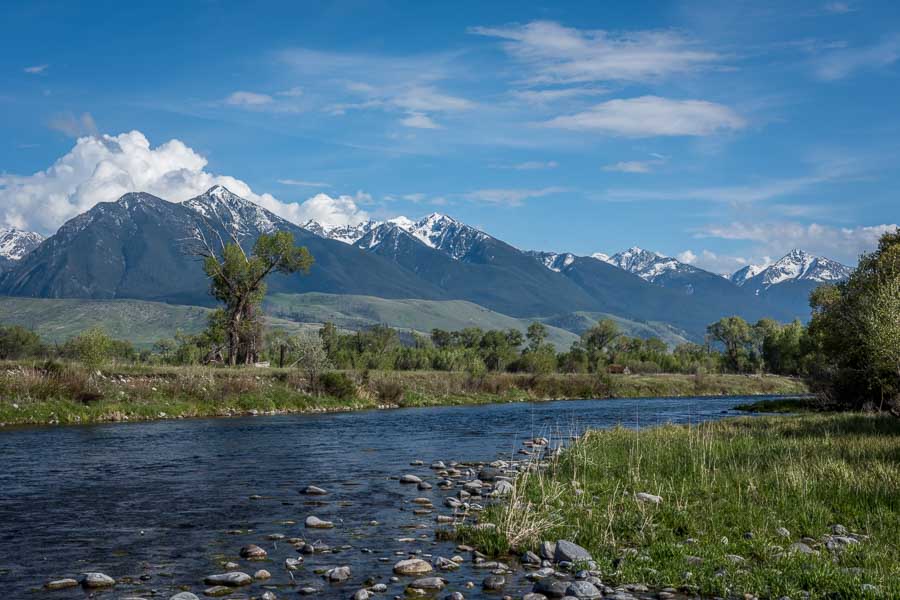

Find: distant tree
292;332;332;391
526;322;548;352
581;319;620;370
64;327;113;368
197;231;313;365
707;316;753;372
0;325;44;360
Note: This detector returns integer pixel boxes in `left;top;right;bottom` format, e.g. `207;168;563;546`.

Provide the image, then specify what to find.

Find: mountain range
0;186;852;342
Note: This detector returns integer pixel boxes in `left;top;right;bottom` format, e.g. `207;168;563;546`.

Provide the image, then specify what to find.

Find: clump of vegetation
317;371;357;400
475;414;900;597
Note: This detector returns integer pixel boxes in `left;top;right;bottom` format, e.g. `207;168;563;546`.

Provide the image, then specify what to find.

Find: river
0;395;773;599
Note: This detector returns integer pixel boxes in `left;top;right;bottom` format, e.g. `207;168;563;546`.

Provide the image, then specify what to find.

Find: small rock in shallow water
203;572;252;587
82;572;116;588
409;577;445;590
240;544;267;559
304;485;328;495
306;515;334;529
298;587;320;595
400;474;422;484
285;557;304;571
352;589;371;600
533;578;568;598
445;593;465;600
482;575;506;590
45;579;78;590
539;541;556;560
170;593;200;600
261;592;277;600
203;586;232;597
254;569;272;579
326;566;352;582
493;480;514;496
418;482;433;490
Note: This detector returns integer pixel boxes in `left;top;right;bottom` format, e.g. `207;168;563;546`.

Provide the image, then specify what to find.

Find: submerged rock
409;576;446;590
305;516;334;529
304;485;328;495
400;474;422;484
82;572;116;588
45;579;78;590
170;593;200;600
203;572;252;587
482;574;506;590
239;544;267;559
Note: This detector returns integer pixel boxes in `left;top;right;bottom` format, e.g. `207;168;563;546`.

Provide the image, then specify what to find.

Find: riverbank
0;361;807;427
465;413;900;598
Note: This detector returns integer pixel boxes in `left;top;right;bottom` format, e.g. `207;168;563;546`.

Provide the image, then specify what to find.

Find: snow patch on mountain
183;185;281;237
0;228;44;261
733;249;851;289
528;251;576;272
600;247;698;282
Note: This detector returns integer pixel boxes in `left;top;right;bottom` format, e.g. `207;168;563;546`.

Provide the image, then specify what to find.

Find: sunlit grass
477;414;900;598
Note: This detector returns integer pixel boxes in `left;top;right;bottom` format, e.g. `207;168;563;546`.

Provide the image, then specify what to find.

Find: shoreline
0;367;808;428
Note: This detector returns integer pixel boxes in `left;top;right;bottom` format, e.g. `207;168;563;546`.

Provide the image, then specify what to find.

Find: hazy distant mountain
731;249;852;319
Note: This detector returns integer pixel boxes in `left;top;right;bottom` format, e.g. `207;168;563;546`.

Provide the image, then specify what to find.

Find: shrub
318;371;357;399
374;379;404;404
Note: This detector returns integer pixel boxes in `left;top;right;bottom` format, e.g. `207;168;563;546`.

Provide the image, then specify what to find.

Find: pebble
298;587;320;595
533;578;568;598
788;542;817;555
634;492;662;505
566;581;602;599
409;576;446;590
254;569;272;580
285;557;304;571
445;593;465;600
493;480;514;496
261;592;277;600
418;482;433;490
539;541;556;560
82;572;116;588
170;593;200;600
203;572;252;587
304;485;328;495
306;515;335;529
45;579;78;590
400;474;422;484
776;526;791;538
203;586;233;597
353;589;371;600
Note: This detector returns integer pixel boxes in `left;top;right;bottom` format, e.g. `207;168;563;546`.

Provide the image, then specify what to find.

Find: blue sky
1;0;898;273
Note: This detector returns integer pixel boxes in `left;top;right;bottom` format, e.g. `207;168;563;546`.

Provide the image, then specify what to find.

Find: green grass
0;363;806;427
0;296;316;348
470;414;900;598
734;396;821;413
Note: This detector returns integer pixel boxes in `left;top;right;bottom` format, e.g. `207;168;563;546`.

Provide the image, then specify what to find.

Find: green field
0;297;315;348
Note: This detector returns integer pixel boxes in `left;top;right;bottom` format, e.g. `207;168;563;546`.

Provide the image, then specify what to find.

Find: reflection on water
0;396;767;598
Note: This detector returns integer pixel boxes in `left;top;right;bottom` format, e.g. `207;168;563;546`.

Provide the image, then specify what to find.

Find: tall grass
476;414;900;598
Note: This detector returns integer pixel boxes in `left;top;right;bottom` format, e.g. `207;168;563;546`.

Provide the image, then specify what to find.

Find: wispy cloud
24;64;48;74
47;112;98;138
511;87;608;105
470;20;720;84
603;154;667;173
813;34;900;80
603;172;836;203
823;2;856;15
401;112;442;129
696;221;898;264
544;96;745;137
465;186;567;207
492;160;559;170
278;179;331;188
225;91;275;107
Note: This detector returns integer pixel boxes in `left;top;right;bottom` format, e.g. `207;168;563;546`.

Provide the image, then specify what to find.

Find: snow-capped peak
600;246;692;282
302;219;382;245
0;227;44;261
733;249;851;289
590;252;610;262
183;186;280;235
529;251;576;272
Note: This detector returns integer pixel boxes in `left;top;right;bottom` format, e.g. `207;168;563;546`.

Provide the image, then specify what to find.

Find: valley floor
465;412;900;598
0;363;807;427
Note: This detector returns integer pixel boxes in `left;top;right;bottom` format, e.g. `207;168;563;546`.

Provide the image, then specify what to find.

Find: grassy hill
540;311;692;347
263;293;581;348
0;297;315;348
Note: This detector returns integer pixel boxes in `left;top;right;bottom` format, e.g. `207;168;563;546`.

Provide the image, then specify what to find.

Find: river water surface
0;396;773;599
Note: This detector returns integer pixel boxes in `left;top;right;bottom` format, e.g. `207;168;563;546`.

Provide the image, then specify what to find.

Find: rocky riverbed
0;396;770;598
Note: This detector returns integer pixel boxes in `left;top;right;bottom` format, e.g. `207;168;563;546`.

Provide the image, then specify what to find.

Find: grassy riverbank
468;413;900;598
0;361;807;427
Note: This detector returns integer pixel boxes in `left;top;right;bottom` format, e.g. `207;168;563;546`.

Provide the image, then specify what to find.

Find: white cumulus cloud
0;130;368;234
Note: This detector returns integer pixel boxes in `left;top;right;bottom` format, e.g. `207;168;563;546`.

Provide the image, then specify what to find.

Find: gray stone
788;542;817;555
565;581;602;599
418;482;433;490
371;583;388;592
478;467;502;481
203;586;232;597
203;572;252;586
170;593;200;600
482;575;506;590
523;594;549;600
261;592;277;600
539;541;556;560
45;579;79;590
306;515;335;529
831;524;849;535
254;569;272;580
394;558;433;575
534;578;569;598
400;474;422;484
445;593;465;600
285;557;304;571
521;550;541;565
304;485;328;495
634;492;662;505
410;577;445;590
554;540;592;564
353;589;371;600
326;566;352;582
775;526;791;538
82;572;116;588
299;587;320;595
493;480;514;496
240;544;267;559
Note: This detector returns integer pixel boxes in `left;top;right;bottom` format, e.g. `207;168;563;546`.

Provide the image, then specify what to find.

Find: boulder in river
393;558;433;575
306;516;334;529
325;566;352;582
